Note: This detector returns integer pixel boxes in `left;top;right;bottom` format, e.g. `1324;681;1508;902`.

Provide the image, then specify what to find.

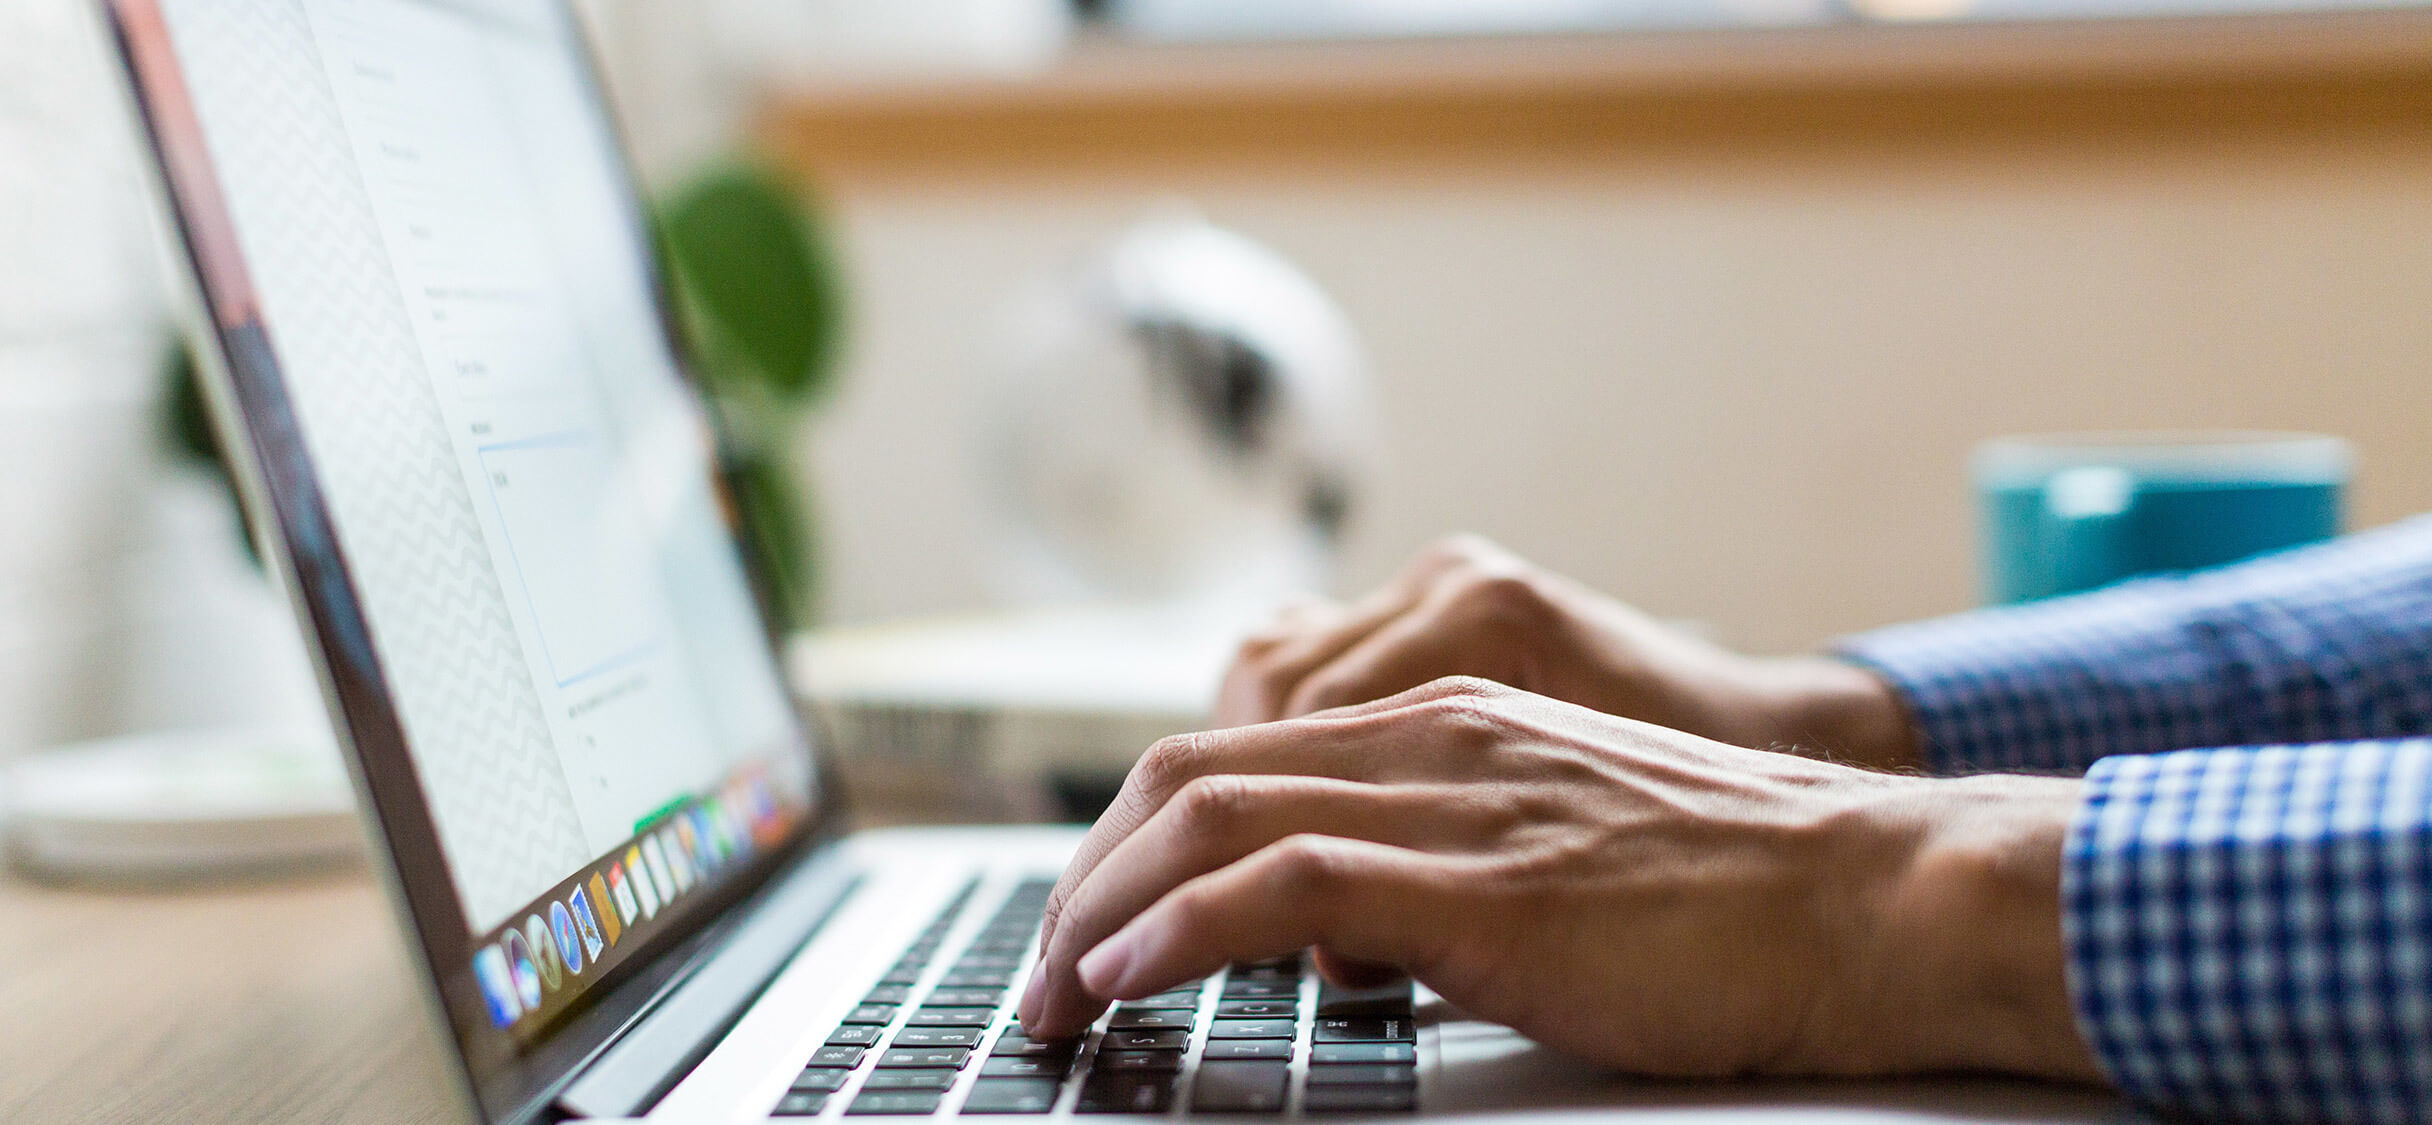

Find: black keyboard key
1316;982;1415;1018
793;1068;854;1092
924;988;1003;1008
773;1091;829;1116
1106;1009;1193;1031
956;953;1025;971
1118;991;1201;1011
892;1027;982;1048
811;1045;868;1068
1214;1000;1296;1019
847;1090;946;1115
865;985;915;1005
828;1026;885;1046
1100;1028;1189;1052
1304;1085;1417;1114
1314;1017;1414;1043
1189;1061;1289;1114
962;1078;1062;1115
980;1055;1073;1079
989;1035;1080;1059
863;1069;960;1091
1305;1064;1416;1086
1310;1042;1415;1065
905;1009;993;1028
843;1004;899;1025
1088;1049;1183;1073
877;1047;971;1069
1220;980;1296;1000
877;966;924;986
1227;965;1297;982
1207;1019;1295;1040
1075;1074;1175;1114
1201;1039;1292;1062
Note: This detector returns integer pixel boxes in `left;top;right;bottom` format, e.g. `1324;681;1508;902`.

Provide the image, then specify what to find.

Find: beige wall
779;45;2432;654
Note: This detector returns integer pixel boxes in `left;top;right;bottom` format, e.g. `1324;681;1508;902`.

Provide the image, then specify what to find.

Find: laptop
98;2;2127;1122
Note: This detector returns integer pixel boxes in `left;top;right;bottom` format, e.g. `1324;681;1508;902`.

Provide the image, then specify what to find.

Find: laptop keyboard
771;878;1418;1118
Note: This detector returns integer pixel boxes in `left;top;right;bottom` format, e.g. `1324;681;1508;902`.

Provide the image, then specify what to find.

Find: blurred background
4;0;2432;802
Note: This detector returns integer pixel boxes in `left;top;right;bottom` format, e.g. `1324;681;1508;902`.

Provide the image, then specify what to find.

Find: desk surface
0;859;2124;1125
0;869;461;1124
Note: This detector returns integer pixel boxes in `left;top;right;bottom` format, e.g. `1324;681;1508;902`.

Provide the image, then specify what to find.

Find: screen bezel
97;1;851;1120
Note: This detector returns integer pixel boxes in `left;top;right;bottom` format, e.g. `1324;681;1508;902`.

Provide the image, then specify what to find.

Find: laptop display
105;0;827;1111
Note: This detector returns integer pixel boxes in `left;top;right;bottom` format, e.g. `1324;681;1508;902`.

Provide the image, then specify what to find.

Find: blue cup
1975;431;2350;604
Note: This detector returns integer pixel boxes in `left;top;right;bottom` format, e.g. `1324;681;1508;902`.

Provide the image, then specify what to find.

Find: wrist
1742;656;1922;773
1837;775;2104;1081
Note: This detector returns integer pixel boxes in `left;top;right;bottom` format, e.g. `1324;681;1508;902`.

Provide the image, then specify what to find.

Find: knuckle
1172;774;1256;832
1421;675;1509;704
1266;833;1348;898
1451;569;1550;625
1133;731;1208;796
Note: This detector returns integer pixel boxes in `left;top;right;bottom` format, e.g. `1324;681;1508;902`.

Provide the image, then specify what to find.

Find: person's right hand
1218;536;1919;771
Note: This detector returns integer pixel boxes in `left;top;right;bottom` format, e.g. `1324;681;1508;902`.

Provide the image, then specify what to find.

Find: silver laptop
100;2;2127;1122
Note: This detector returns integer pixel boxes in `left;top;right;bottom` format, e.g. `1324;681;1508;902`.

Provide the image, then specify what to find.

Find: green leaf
656;162;845;407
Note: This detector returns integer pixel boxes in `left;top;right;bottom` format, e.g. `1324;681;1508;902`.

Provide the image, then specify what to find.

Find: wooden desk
0;870;461;1124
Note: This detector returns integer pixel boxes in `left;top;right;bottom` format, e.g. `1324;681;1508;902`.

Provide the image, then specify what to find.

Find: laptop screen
107;0;825;1094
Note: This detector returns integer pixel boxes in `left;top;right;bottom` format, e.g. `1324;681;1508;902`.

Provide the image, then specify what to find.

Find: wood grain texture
757;12;2432;185
0;871;463;1125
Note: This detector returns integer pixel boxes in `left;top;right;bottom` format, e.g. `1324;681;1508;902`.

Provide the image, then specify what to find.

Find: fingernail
1018;966;1047;1022
1077;929;1141;996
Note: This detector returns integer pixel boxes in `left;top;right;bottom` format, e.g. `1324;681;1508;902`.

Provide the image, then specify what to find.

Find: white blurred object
2;727;359;881
793;605;1231;817
107;468;329;735
980;214;1374;610
706;0;1073;86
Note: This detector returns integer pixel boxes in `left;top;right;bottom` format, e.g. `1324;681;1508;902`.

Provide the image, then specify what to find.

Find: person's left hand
1017;677;2102;1082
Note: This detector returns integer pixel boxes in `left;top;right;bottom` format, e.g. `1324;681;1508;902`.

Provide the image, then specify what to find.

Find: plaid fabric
1843;514;2432;777
1839;516;2432;1123
2070;743;2432;1124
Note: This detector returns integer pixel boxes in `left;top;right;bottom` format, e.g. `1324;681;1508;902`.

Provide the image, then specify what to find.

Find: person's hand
1219;536;1920;771
1018;678;2102;1082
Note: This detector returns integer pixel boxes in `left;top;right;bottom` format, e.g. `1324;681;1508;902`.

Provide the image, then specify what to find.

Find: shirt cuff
2064;742;2432;1124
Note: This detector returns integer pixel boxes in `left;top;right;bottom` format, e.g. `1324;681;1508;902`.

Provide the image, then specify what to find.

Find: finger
1074;836;1461;1004
1214;548;1473;726
1026;776;1502;1035
1027;708;1491;1022
1278;592;1501;719
1042;676;1516;941
1311;948;1407;989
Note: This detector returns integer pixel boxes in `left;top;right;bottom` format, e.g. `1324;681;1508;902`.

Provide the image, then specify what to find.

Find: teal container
1975;432;2350;604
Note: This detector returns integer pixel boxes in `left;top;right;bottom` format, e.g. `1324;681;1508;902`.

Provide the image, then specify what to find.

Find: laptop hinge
555;851;863;1118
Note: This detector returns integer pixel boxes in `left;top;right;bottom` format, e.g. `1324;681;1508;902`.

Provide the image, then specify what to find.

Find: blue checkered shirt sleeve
1837;516;2432;1123
1840;514;2432;777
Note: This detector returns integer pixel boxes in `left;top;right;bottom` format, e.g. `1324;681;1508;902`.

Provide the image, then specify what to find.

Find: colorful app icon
525;915;563;991
474;944;520;1029
660;827;695;891
550;901;585;976
626;845;659;918
587;874;621;946
502;927;543;1011
674;814;704;875
569;887;607;961
642;835;675;902
609;864;640;929
702;802;733;865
